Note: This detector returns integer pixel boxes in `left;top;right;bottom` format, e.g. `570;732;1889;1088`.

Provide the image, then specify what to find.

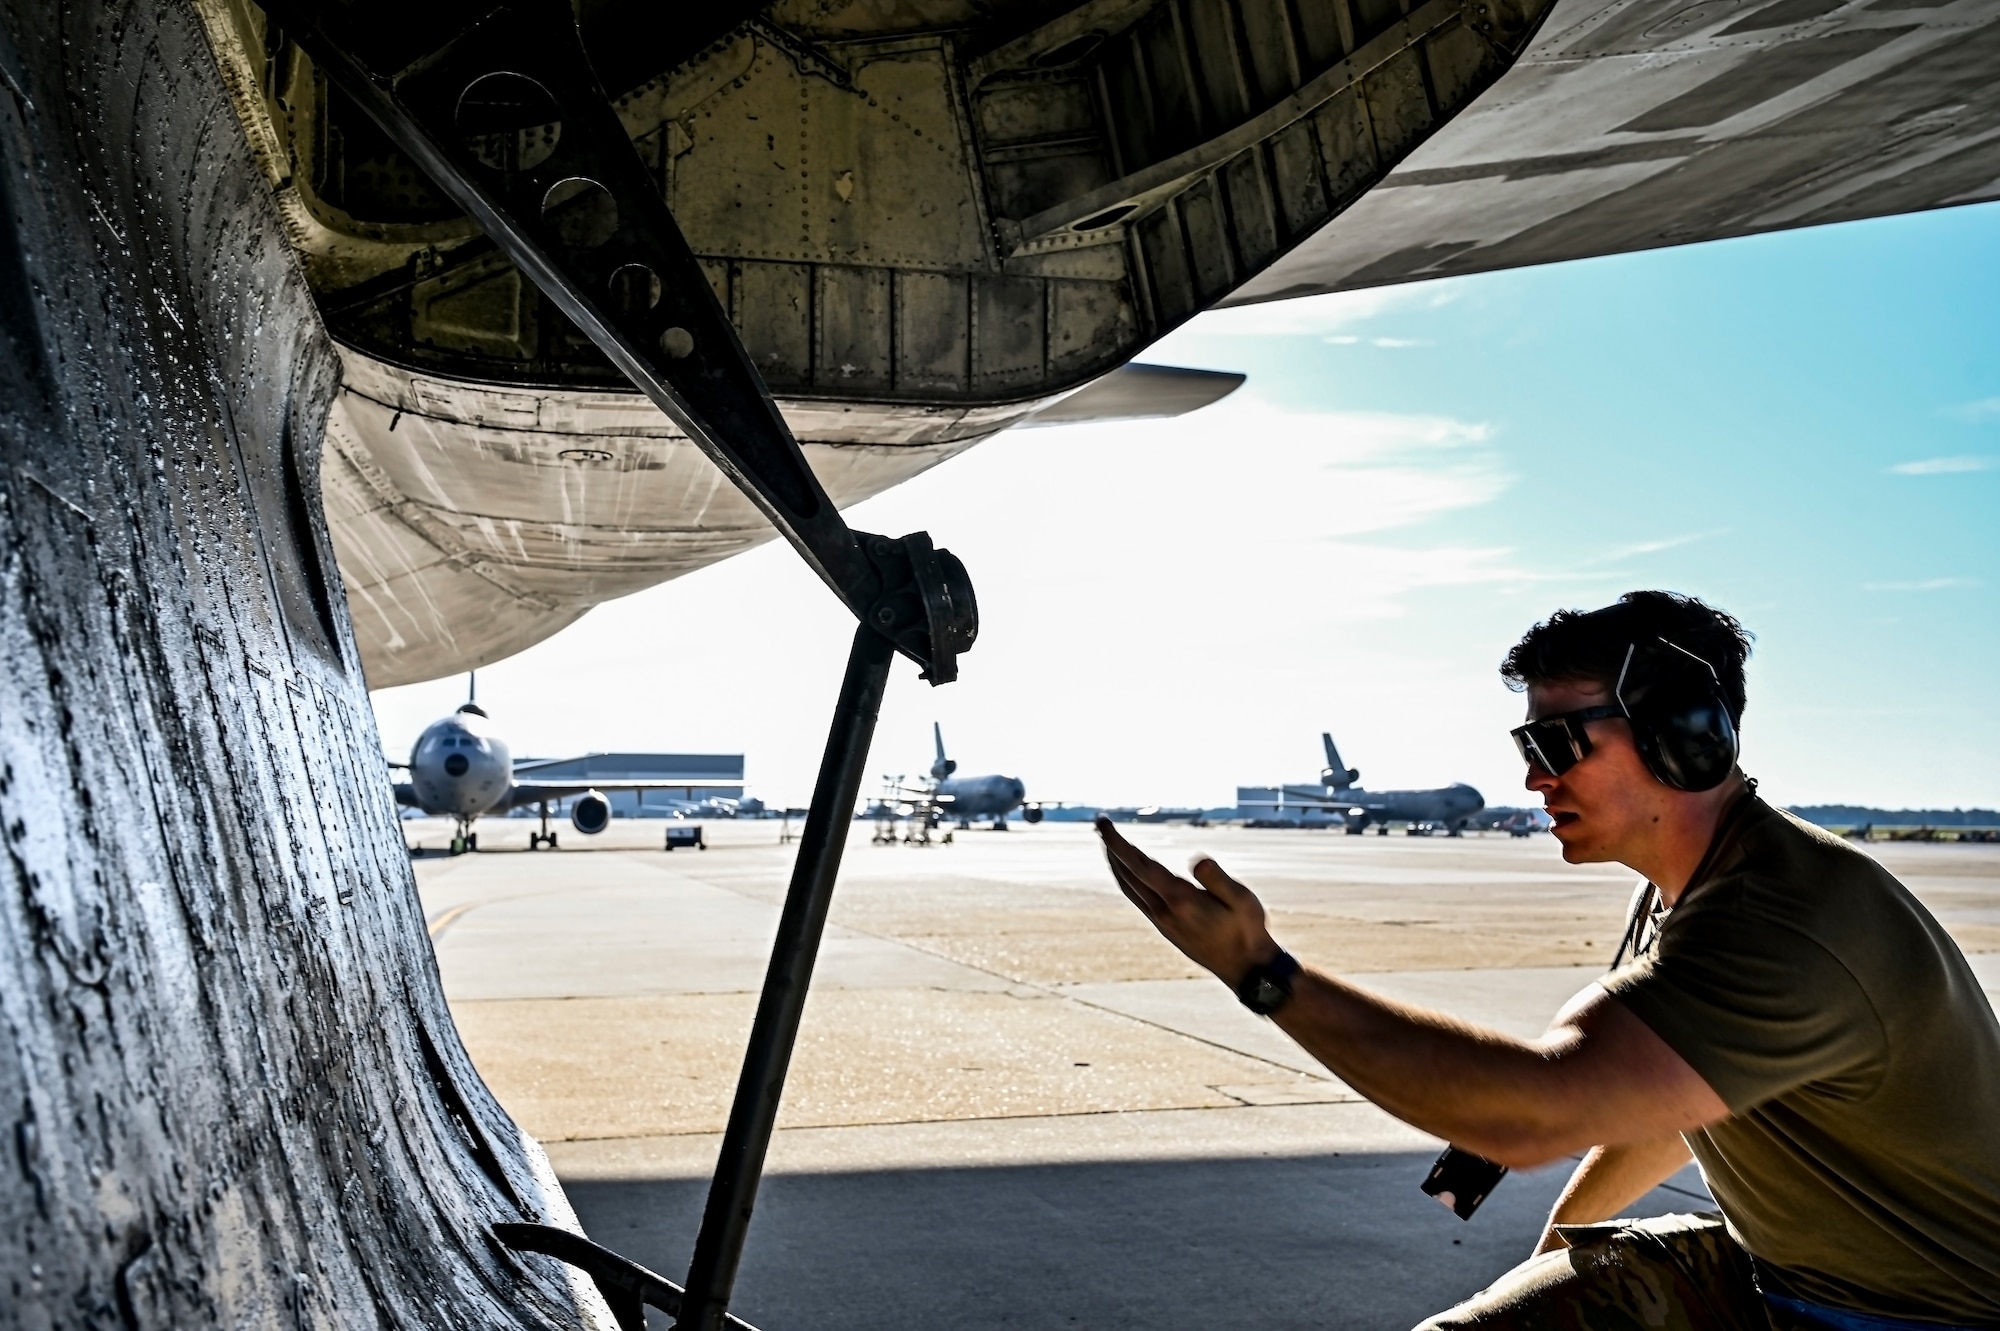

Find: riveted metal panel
1424;16;1497;113
1312;84;1381;205
1179;176;1240;300
977;78;1101;144
701;257;733;311
1238;0;1307;107
248;0;1568;413
1136;204;1199;325
1270;115;1333;235
987;145;1115;221
1102;35;1162;170
1049;279;1141;378
972;275;1049;391
1353;0;1406;40
736;260;815;387
412;256;536;361
1137;4;1204;151
816;265;895;391
897;271;972;392
1222;149;1281;269
1298;0;1354;70
1363;46;1437;164
815;46;989;267
1185;0;1255;126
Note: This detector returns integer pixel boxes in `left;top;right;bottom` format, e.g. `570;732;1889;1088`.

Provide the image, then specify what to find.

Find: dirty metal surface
320;350;1009;687
0;2;601;1325
205;0;1550;402
188;0;1554;686
1230;0;2000;301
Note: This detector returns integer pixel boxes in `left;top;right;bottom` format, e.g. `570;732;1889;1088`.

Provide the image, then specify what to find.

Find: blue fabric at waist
1764;1292;1995;1331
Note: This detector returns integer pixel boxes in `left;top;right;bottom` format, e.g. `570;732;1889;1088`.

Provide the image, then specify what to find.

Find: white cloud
1947;398;2000;423
1888;455;1995;475
1184;285;1435;337
1591;529;1730;563
1861;577;1981;592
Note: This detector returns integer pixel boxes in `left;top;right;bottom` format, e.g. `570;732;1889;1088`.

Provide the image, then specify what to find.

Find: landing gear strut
450;820;480;855
529;800;558;850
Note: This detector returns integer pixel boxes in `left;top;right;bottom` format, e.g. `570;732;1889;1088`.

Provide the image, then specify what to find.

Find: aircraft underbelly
1228;0;2000;302
191;0;1570;688
325;347;1020;686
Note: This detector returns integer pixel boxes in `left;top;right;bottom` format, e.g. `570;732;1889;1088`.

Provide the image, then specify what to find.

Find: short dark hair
1500;591;1753;726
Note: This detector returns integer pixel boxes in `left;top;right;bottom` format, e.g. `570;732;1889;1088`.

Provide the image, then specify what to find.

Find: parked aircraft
1468;807;1553;837
1269;733;1485;835
876;725;1040;834
931;724;1042;829
390;679;713;853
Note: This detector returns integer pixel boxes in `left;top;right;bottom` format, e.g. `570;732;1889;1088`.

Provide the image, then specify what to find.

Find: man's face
1523;678;1675;865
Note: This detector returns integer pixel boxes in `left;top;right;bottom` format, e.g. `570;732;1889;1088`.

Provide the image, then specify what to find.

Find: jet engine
570;791;612;836
1022;804;1045;825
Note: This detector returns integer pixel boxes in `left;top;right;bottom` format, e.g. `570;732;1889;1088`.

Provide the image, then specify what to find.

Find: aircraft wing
502;781;711;811
1020;364;1245;427
1275;784;1371;812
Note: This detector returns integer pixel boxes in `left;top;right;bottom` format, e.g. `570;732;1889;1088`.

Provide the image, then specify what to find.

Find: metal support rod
675;622;898;1331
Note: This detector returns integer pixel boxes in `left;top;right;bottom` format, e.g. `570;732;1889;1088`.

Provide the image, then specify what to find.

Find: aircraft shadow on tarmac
564;1151;1707;1331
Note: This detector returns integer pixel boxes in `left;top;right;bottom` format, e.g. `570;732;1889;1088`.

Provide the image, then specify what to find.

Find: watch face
1252;977;1286;1011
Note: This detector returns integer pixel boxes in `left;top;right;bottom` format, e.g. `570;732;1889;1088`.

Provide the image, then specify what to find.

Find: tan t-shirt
1604;799;2000;1324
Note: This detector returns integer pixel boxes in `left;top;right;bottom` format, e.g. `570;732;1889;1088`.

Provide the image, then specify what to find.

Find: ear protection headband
1613;638;1740;792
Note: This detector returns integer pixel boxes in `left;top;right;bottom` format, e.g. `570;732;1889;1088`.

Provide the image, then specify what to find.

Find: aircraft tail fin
930;723;956;781
1321;732;1360;790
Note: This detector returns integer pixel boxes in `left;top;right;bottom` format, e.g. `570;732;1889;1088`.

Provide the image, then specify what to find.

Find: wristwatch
1235;949;1300;1016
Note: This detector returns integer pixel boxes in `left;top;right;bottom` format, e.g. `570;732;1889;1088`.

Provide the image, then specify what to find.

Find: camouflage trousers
1417;1213;1772;1331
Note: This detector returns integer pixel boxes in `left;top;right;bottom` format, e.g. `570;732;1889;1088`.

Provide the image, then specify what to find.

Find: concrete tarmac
409;818;2000;1331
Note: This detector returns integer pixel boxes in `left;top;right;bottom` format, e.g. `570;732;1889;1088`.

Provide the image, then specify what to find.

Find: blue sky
371;201;2000;813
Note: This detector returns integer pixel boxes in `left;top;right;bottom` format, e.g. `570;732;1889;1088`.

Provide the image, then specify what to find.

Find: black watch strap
1235;949;1300;1015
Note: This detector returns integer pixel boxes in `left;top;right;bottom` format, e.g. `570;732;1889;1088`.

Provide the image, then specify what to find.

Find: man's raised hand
1095;816;1279;987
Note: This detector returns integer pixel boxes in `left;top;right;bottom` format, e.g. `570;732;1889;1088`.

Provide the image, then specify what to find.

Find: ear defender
1613;640;1741;792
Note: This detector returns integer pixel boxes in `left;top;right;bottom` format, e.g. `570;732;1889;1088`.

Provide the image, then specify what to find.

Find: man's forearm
1267;966;1704;1166
1533;1137;1694;1255
1271;968;1573;1162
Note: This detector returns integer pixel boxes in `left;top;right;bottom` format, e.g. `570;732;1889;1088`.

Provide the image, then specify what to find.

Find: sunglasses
1510;705;1626;777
